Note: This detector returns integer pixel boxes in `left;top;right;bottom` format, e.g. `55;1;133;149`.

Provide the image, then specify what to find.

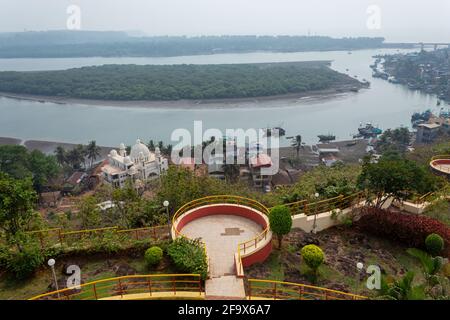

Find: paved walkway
180;214;262;298
205;276;246;299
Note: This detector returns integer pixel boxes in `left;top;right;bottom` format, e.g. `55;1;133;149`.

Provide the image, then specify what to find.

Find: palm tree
86;140;101;168
147;140;155;151
54;146;66;166
379;271;426;300
291;135;302;158
165;144;173;157
407;248;445;285
79;144;88;169
66;145;86;170
222;164;240;183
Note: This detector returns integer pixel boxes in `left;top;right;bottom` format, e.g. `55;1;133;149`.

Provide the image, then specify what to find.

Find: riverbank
0;136;368;165
0;83;366;109
0;137;114;159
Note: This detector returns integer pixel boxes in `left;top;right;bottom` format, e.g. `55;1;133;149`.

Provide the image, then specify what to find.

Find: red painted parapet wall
430;159;450;176
174;204;272;268
241;239;272;268
432;159;450;166
175;204;268;232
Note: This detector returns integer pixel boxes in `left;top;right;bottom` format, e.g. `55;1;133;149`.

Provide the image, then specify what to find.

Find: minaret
155;147;162;176
119;143;126;157
139;151;145;179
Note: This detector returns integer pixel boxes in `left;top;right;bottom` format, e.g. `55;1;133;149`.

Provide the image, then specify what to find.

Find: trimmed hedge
356;208;450;257
269;205;292;248
144;246;163;266
425;234;444;256
301;244;325;272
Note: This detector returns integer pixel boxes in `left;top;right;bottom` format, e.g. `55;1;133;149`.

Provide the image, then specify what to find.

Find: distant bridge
391;42;450;51
417;42;450;51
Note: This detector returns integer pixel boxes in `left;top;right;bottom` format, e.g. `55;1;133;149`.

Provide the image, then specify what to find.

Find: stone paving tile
205;276;246;299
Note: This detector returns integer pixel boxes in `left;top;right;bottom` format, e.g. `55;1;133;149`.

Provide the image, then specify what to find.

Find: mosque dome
124;156;132;165
109;149;118;157
130;139;151;161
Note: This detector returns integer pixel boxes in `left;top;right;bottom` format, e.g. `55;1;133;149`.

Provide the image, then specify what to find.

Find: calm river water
0;49;442;147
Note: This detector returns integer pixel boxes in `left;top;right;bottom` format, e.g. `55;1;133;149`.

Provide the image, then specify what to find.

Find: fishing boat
318;134;336;143
439;109;450;118
354;123;382;138
263;127;286;137
411;110;432;127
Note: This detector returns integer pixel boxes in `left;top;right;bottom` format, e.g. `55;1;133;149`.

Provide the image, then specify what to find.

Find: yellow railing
236;224;271;277
274;192;365;216
247;279;367;300
29;274;203;300
414;191;435;204
431;155;450;161
24;225;170;250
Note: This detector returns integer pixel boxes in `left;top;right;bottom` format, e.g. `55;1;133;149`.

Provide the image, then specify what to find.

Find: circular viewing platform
430;156;450;178
171;196;273;278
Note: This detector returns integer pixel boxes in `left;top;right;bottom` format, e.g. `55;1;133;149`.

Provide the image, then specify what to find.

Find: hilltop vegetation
0;32;398;58
0;61;362;101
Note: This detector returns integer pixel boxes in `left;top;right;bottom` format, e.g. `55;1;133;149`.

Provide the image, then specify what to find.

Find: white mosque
101;139;169;188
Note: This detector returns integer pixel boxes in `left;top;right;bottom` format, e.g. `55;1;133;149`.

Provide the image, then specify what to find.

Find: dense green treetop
0;173;37;240
0;145;59;193
0;61;361;101
357;154;438;208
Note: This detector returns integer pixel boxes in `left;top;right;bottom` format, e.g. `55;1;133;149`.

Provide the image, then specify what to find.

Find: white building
102;139;169;188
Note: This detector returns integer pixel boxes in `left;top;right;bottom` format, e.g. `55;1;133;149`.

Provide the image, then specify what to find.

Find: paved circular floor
180;214;263;278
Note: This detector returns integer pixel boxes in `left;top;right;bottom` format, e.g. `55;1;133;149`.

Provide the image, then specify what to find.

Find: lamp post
163;200;170;226
48;258;60;298
312;192;320;234
356;262;364;295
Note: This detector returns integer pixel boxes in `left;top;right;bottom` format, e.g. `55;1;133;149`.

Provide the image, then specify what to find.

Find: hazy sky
1;0;449;42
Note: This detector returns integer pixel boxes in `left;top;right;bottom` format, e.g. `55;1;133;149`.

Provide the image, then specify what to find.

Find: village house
249;153;273;191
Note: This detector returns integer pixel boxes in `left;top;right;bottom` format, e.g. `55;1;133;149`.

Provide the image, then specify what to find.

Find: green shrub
65;210;73;220
6;242;44;279
356;208;450;256
0;244;9;268
425;233;444;256
86;230;122;254
269;205;292;248
167;237;208;280
47;211;56;220
145;246;163;266
301;244;324;273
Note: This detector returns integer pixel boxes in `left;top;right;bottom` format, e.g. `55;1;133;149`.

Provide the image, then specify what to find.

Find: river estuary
0;49;442;147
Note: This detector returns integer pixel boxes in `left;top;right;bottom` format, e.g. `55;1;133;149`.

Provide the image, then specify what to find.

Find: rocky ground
245;226;427;297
